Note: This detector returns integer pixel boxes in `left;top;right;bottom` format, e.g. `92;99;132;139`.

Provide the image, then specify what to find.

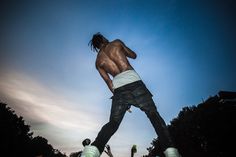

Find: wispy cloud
0;71;101;130
0;70;106;153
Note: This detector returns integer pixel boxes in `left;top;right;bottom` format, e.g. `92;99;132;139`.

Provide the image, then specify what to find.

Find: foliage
0;102;67;157
146;91;236;157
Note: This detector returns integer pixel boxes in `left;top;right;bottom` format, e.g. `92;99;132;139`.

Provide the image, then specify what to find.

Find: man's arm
97;67;113;93
116;39;137;59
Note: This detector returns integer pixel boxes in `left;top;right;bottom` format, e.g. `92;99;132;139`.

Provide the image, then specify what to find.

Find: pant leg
91;95;128;154
131;83;174;151
143;99;174;151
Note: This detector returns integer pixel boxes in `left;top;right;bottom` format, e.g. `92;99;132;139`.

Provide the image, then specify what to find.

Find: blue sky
0;0;235;156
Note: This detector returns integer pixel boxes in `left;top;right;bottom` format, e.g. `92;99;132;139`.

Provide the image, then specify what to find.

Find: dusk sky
0;0;235;156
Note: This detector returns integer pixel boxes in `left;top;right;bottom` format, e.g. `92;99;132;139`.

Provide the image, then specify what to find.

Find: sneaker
81;145;100;157
163;147;181;157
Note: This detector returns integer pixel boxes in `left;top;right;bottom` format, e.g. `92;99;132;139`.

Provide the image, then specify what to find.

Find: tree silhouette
31;136;55;157
0;102;67;157
146;91;236;157
69;152;81;157
0;102;32;156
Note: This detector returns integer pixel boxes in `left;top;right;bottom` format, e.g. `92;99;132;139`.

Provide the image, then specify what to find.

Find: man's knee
107;120;120;133
110;107;126;124
145;108;158;117
142;103;162;120
140;100;157;113
110;115;123;124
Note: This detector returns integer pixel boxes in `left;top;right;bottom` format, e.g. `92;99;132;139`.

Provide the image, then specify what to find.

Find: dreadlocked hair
88;32;109;52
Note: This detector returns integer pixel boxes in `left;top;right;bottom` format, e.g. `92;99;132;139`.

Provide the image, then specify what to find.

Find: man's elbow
130;53;137;59
128;55;137;59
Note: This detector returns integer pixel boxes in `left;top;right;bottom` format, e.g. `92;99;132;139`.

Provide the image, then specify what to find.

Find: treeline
1;91;236;157
145;91;236;157
0;102;67;157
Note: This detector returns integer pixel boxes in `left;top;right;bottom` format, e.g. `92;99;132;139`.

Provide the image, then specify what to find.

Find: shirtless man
81;33;181;157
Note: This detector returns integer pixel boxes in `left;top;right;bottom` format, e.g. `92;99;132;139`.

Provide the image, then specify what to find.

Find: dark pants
91;81;174;153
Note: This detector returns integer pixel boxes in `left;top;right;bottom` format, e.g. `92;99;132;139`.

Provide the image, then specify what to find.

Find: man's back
96;39;136;77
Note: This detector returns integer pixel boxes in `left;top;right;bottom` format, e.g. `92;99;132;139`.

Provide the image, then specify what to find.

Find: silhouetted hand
131;145;137;157
104;145;113;157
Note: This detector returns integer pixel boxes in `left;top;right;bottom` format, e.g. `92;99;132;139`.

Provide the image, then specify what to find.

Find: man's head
89;32;109;52
82;138;91;147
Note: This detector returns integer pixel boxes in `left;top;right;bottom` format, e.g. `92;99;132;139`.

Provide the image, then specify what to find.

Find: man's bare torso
95;39;137;92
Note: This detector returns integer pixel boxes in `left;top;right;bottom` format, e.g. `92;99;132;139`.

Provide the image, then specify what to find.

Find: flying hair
88;32;109;52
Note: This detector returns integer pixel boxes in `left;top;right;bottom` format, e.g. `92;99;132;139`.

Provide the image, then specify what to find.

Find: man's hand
131;145;137;157
104;145;113;157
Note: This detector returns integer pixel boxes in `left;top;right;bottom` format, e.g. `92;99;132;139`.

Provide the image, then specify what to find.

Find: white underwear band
112;70;141;90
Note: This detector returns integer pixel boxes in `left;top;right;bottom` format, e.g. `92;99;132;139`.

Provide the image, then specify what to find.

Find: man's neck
100;42;109;49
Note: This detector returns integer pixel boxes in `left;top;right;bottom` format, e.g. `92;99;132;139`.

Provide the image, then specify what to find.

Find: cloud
0;70;105;153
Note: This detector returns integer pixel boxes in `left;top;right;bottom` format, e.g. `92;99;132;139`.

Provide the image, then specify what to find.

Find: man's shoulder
110;39;123;45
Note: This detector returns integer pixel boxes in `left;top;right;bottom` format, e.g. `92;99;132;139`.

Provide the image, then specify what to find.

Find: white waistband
112;70;141;89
